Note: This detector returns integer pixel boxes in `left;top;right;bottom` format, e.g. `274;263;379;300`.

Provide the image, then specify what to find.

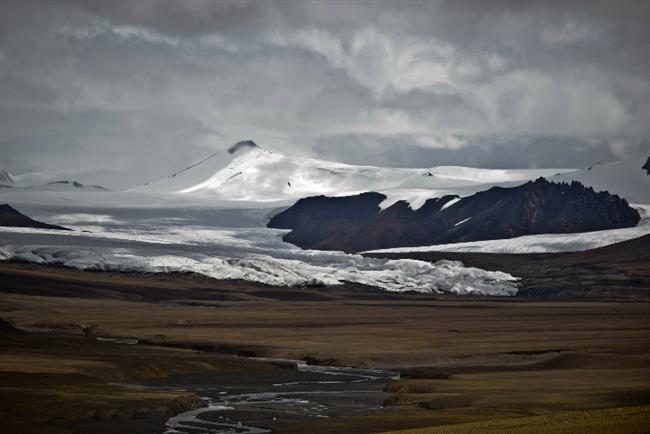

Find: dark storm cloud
312;134;650;169
0;0;649;188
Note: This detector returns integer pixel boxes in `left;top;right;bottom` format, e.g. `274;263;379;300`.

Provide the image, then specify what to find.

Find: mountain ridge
130;141;578;205
0;204;69;230
268;178;640;253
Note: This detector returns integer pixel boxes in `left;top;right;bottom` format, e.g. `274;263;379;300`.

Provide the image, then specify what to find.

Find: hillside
130;141;572;205
268;178;640;252
551;155;650;203
0;204;69;230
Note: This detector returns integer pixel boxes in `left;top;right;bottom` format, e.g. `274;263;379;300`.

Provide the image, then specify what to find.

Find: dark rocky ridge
268;179;640;253
39;180;108;190
643;155;650;175
228;139;258;154
0;204;69;230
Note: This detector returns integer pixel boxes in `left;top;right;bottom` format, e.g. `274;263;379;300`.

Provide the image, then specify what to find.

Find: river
150;359;399;434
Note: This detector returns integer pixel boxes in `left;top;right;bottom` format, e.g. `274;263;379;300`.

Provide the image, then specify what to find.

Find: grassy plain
0;261;648;433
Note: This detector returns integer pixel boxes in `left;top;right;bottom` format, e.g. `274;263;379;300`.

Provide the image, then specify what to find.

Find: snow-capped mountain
14;172;58;186
4;141;647;211
131;140;574;206
269;178;641;252
551;156;650;204
131;140;419;200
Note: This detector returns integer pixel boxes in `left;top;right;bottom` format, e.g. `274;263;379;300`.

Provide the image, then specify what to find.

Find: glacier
0;206;519;296
2;143;647;296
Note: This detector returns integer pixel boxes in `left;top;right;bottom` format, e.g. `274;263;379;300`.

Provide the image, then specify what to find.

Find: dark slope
38;180;108;190
366;234;650;299
0;204;69;230
268;179;640;252
0;318;23;335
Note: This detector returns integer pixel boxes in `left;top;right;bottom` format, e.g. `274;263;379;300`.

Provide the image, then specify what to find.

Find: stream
152;359;399;434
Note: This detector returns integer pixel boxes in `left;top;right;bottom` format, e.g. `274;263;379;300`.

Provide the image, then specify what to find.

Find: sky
1;0;649;189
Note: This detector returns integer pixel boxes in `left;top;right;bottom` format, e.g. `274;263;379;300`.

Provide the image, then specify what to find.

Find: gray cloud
0;0;649;188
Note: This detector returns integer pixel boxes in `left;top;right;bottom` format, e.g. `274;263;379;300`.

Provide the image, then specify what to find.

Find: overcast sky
1;0;649;189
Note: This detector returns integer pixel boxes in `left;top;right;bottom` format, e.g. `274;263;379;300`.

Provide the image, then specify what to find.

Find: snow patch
441;197;461;210
378;189;444;210
551;157;650;203
366;205;650;254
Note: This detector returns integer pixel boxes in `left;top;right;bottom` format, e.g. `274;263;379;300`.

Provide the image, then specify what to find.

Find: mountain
0;204;69;230
131;140;575;205
11;171;58;187
0;169;108;192
268;178;640;252
551;155;650;204
0;170;14;186
131;140;423;201
26;180;108;192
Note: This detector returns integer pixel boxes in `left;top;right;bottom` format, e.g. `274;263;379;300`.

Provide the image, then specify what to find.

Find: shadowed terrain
0;204;69;230
269;179;639;252
0;260;648;433
366;234;650;299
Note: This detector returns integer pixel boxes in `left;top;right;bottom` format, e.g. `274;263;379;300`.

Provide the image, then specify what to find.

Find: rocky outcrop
268;179;641;252
643;156;650;175
0;204;69;230
43;180;107;190
228;139;258;154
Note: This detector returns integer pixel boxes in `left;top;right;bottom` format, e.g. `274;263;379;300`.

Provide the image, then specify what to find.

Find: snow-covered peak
131;140;582;205
398;166;574;189
7;171;59;187
551;155;650;203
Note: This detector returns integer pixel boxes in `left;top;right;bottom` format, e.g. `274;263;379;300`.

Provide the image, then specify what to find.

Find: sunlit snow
2;144;648;295
129;142;577;208
0;207;519;296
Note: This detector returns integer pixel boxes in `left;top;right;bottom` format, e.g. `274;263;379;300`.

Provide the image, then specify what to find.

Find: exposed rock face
228;140;258;154
643;156;650;175
268;179;641;253
0;204;69;230
44;180;107;190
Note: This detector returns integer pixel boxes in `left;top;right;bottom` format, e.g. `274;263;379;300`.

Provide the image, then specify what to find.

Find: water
152;360;399;434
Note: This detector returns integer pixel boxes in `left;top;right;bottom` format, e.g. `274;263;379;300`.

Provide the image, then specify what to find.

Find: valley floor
0;262;649;433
